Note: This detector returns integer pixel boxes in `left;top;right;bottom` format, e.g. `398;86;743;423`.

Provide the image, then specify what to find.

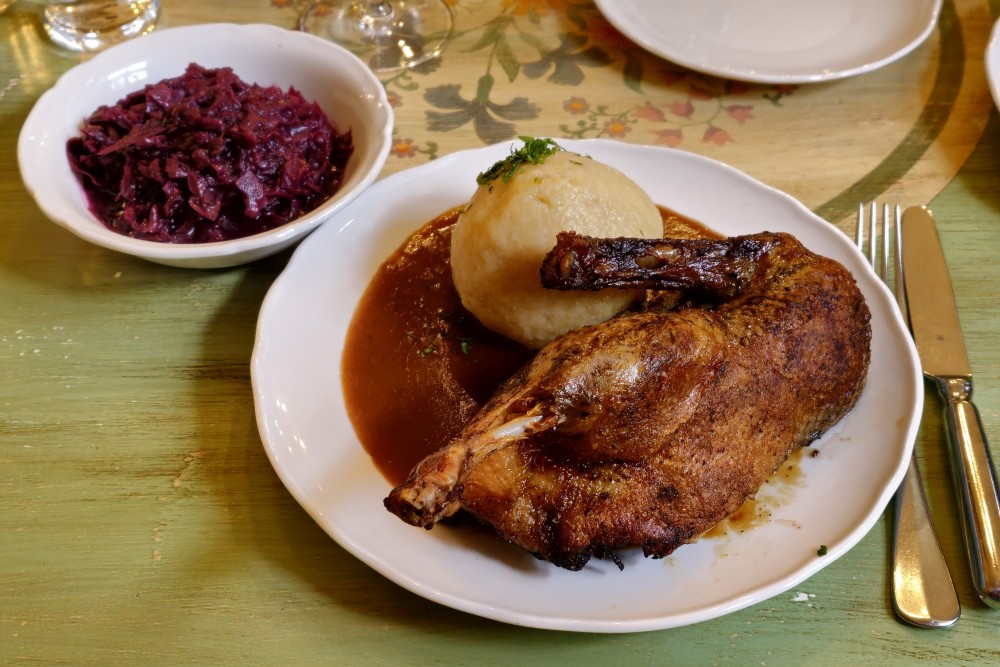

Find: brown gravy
341;207;718;485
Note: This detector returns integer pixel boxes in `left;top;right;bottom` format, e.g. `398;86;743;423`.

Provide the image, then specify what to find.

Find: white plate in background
986;19;1000;110
595;0;942;84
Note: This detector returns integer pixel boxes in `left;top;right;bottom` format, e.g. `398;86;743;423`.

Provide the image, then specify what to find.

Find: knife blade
902;205;1000;608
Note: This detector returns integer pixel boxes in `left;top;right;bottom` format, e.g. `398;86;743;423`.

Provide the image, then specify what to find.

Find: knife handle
937;376;1000;607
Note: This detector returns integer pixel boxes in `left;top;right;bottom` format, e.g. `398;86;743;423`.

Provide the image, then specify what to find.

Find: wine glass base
300;0;454;72
43;0;161;53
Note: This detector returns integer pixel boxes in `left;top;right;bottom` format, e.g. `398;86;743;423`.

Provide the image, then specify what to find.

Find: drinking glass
42;0;160;53
299;0;454;72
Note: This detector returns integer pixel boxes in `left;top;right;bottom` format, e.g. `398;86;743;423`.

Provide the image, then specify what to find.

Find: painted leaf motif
523;34;609;85
468;15;512;52
473;113;517;143
426;108;476;133
424;84;470;110
489;97;542;121
495;36;521;82
423;78;540;144
622;53;644;93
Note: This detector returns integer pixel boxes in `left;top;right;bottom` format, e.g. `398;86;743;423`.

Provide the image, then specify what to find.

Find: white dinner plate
594;0;942;84
251;139;922;632
986;19;1000;110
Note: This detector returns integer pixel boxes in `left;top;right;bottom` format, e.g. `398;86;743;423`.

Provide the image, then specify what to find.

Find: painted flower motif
725;104;754;124
703;127;733;145
270;0;292;7
688;85;715;101
652;128;683;148
391;138;418;158
668;100;695;118
602;119;631;138
564;96;590;114
351;0;793;149
633;101;665;122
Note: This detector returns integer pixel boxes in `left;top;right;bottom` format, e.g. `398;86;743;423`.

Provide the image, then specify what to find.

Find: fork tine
855;201;882;277
880;203;890;283
868;202;878;269
855;202;864;249
856;201;881;271
855;202;901;288
867;202;874;269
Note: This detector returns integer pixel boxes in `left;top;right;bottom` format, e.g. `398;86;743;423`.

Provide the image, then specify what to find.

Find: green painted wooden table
2;1;999;663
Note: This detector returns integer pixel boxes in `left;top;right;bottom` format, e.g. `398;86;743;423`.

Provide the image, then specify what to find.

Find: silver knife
902;205;1000;608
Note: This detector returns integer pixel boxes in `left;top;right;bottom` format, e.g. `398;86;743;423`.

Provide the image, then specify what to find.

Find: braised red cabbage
67;63;353;244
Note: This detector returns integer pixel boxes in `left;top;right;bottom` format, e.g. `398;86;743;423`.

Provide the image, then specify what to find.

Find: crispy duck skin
384;231;871;570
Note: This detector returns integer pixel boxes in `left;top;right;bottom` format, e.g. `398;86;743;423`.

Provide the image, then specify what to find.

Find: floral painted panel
281;0;992;224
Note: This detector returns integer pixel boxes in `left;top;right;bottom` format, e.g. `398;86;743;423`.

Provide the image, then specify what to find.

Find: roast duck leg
384;231;872;570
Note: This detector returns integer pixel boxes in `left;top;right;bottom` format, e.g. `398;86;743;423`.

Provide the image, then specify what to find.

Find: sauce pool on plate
342;207;718;485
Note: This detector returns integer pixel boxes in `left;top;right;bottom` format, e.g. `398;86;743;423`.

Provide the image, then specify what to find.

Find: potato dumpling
451;143;662;349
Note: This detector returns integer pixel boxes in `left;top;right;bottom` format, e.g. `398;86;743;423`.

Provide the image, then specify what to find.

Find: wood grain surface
2;1;999;664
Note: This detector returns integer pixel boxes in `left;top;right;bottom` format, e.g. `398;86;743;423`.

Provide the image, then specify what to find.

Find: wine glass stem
300;0;454;71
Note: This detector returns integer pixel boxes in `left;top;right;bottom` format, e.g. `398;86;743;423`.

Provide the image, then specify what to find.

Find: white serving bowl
17;23;393;269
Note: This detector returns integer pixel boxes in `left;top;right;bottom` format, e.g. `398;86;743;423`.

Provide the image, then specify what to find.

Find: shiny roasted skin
384;231;872;570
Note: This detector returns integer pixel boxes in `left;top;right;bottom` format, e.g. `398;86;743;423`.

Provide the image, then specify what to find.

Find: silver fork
856;202;960;628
